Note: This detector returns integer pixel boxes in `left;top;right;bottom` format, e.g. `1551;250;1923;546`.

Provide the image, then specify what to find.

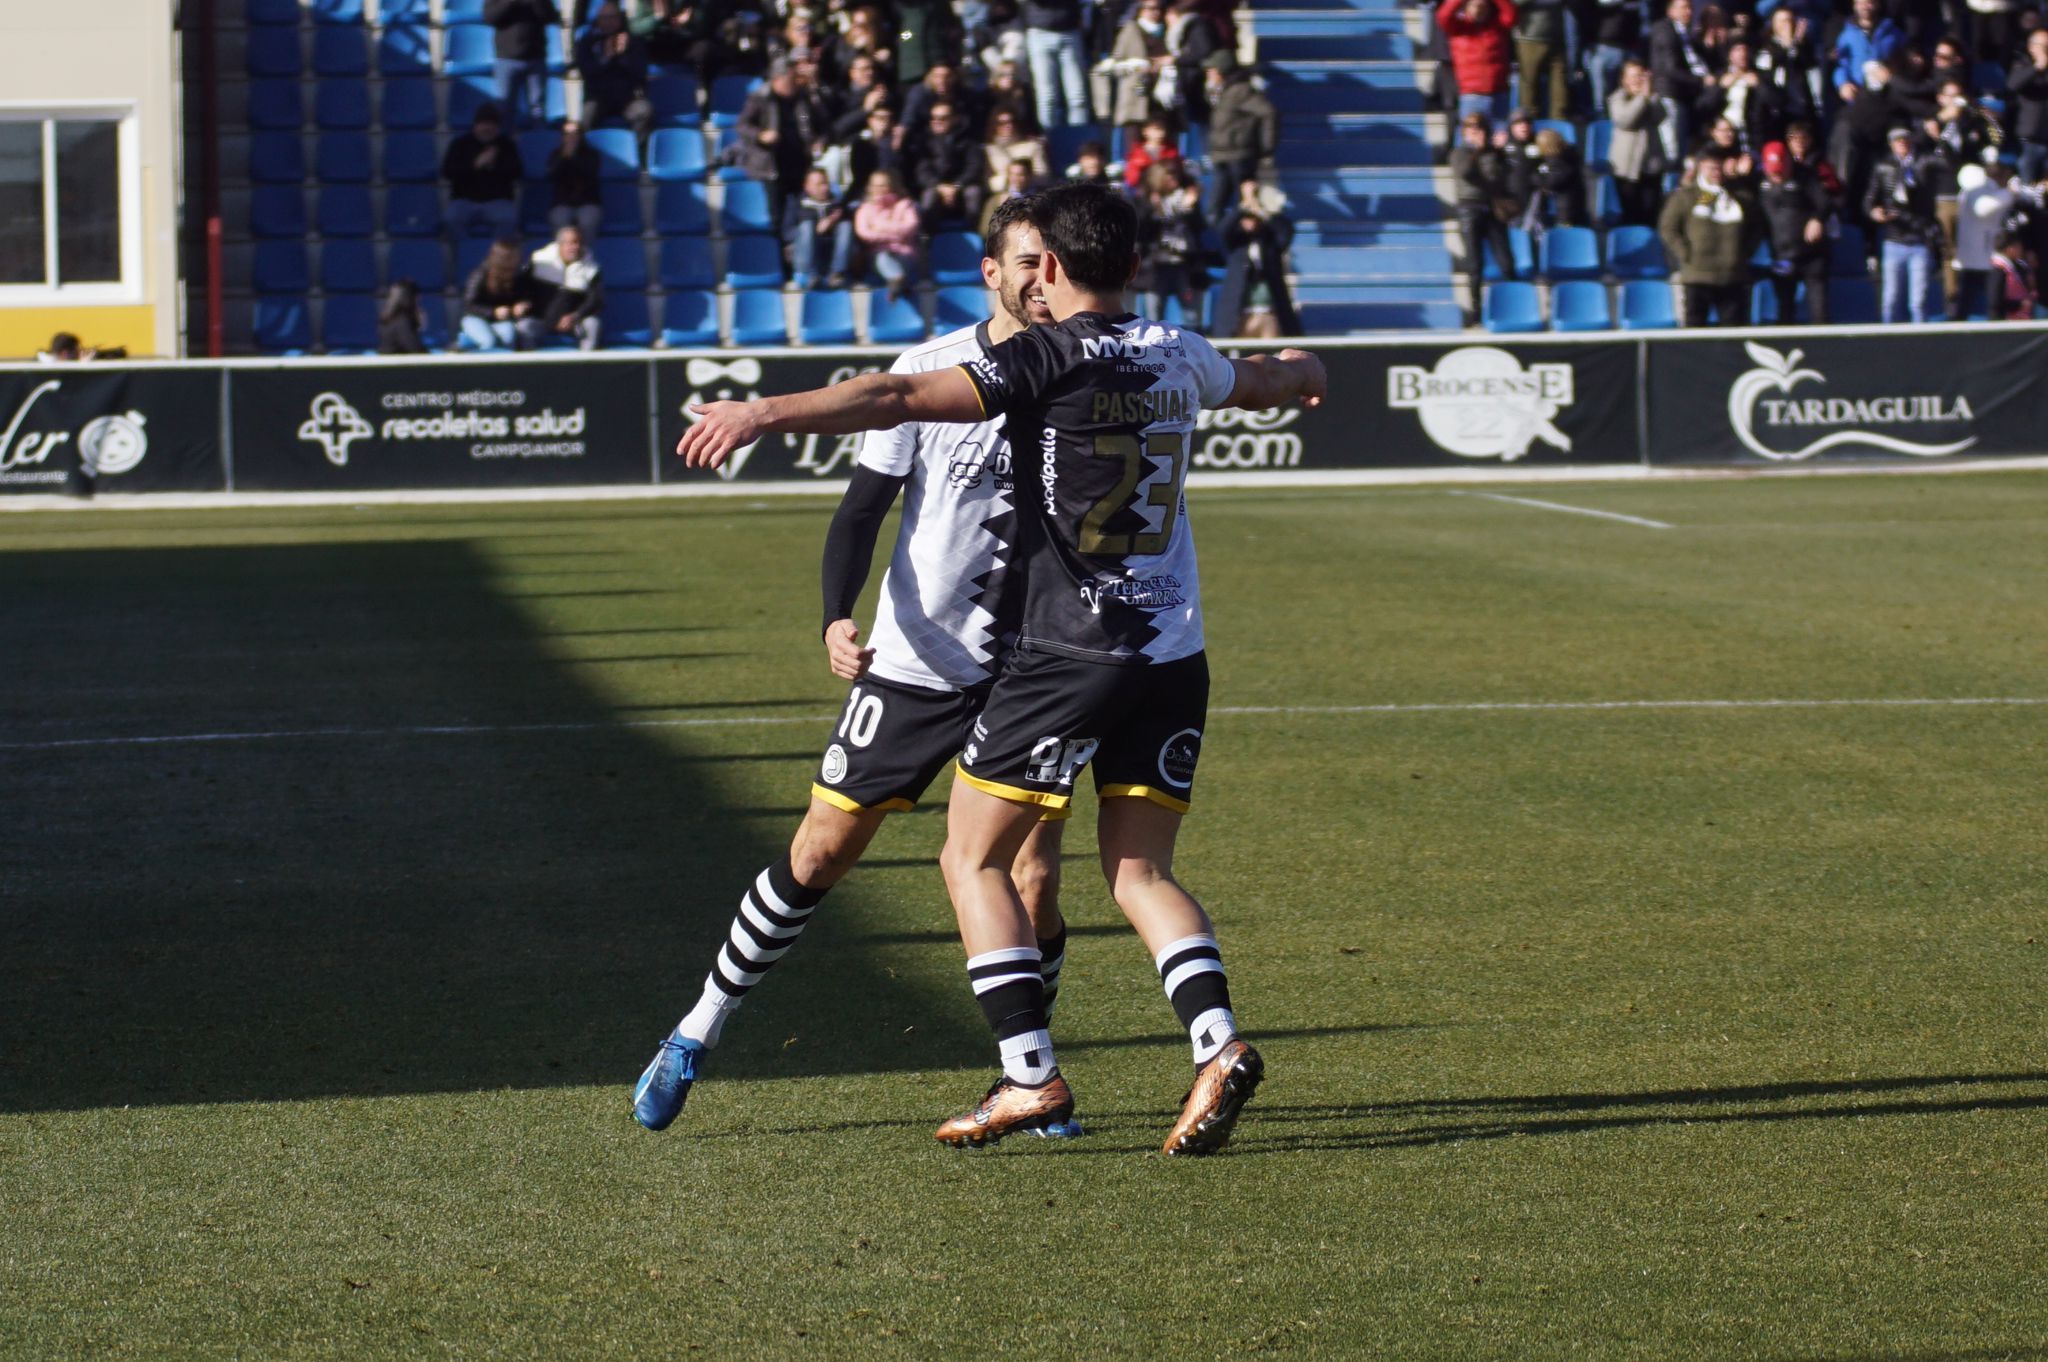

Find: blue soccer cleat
632;1034;703;1132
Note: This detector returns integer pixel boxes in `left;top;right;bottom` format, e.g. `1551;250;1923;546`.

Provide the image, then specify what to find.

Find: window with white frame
0;111;138;296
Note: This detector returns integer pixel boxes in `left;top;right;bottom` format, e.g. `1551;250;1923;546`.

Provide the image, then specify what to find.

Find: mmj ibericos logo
1386;347;1574;461
1728;343;1976;461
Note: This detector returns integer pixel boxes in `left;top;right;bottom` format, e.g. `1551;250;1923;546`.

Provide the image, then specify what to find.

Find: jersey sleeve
958;325;1060;418
1184;332;1240;409
856;350;923;475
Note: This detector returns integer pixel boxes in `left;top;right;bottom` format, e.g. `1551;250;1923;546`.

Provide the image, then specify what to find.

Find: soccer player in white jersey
633;199;1083;1137
676;184;1326;1154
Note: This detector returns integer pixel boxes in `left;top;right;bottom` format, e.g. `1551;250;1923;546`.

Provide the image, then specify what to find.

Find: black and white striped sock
674;854;827;1049
1154;932;1238;1066
967;946;1057;1086
1037;924;1068;1020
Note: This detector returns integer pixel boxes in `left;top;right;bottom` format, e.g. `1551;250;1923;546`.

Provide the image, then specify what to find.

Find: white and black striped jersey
856;322;1018;693
959;311;1238;666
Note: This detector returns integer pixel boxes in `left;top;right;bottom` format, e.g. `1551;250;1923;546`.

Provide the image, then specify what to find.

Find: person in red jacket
1437;0;1518;128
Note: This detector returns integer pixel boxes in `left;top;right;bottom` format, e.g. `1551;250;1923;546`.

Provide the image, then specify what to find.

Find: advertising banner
229;361;651;490
653;352;890;484
1645;331;2048;464
0;369;225;495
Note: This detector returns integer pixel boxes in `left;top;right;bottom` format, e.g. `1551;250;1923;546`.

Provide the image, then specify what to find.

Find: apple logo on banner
1727;343;1976;461
1386;347;1575;462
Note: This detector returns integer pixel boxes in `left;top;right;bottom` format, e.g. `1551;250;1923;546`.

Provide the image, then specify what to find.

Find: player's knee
1014;854;1062;919
789;822;861;889
937;838;988;898
1103;854;1173;907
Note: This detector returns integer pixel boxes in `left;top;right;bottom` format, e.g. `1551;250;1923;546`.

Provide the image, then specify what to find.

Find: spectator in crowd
1756;7;1822;130
985;61;1040;134
902;63;987;155
1068;138;1114;184
1990;227;2039;317
1585;0;1641;108
1134;162;1209;320
1963;0;2024;65
1205;51;1278;223
1437;0;1518;128
1123;117;1182;189
1953;161;2016;317
644;0;734;86
1110;0;1173;143
39;331;93;361
1756;138;1832;321
1215;180;1301;337
521;224;606;349
1520;126;1586;226
892;0;964;87
1932;79;2004;169
379;279;429;354
1023;0;1090;129
1831;0;1906;96
1608;59;1669;226
849;102;909;188
1830;58;1900;215
1782;118;1843;213
773;11;825;68
733;58;831;210
1659;147;1761;325
577;3;654;143
912;100;987;227
1165;0;1222;126
1452;112;1518;321
1514;0;1569;121
1709;42;1778;149
443;104;524;239
484;0;563;128
1866;123;1943;322
854;168;922;299
981;157;1040;234
461;236;539;350
784;165;855;287
1929;36;1972;92
982;109;1051;192
2011;30;2048;185
1701;116;1757;188
828;54;893;143
547;121;604;237
827;8;894;88
1650;0;1710;163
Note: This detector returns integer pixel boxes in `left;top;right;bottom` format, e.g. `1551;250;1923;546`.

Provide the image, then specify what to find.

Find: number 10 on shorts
1027;736;1099;788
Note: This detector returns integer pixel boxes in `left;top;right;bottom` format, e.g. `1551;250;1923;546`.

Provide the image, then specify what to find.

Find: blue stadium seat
729;289;788;346
1160;291;1205;331
799;290;856;345
655;182;712;234
707;75;760;128
719;179;774;235
1481;226;1535;283
245;0;301;22
377;23;433;76
1750;279;1783;325
312;26;368;76
253;241;310;293
724;236;784;289
1481;281;1542;332
1181;121;1208;165
443;24;495;76
380;0;430;16
658;238;715;290
598;182;643;235
443;0;487;20
316;133;372;183
649;73;703;127
1550;280;1612;331
1618;279;1676;329
866;291;927;344
317;186;374;236
381;78;437;129
648;128;708;181
382;131;439;182
253;297;313;354
1606;224;1667;279
1539;226;1601;281
246;29;302;78
934;286;987;332
593;239;648;290
250;186;308;237
416;294;450;349
315;81;371;130
321;240;378;293
249;133;306;183
1830;224;1868;278
519;181;552;234
517;130;558;180
711;127;751;182
1593;175;1621;228
386;238;446;291
453;236;498;283
1831;276;1879;323
312;0;365;22
385;184;441;236
545;77;570;126
247;80;304;130
1585;119;1613;172
928;231;981;287
1047;123;1106;173
605;292;655;347
447;76;495;128
660;291;720;347
1973;60;2007;93
588;127;640;179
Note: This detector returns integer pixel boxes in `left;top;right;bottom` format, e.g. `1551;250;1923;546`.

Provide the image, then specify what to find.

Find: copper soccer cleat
1163;1039;1264;1156
934;1073;1076;1148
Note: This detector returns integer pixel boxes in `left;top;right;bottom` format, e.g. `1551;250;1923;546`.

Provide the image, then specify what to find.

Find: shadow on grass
0;540;986;1115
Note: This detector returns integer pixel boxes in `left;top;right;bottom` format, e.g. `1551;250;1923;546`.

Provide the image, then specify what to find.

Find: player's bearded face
998;230;1053;327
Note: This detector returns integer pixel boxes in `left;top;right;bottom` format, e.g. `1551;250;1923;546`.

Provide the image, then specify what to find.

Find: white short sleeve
856;349;923;475
1184;332;1239;409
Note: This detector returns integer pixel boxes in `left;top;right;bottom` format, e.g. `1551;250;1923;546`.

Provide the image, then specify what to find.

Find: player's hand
1276;348;1327;409
676;400;765;469
824;618;874;680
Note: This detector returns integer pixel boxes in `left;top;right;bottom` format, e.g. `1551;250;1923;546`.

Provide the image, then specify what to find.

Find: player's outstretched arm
1221;348;1327;413
677;368;986;470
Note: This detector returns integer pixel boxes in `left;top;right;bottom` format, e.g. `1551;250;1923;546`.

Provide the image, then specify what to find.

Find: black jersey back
959;312;1238;665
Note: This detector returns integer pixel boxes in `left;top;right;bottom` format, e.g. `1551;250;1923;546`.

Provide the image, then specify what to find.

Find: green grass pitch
4;472;2045;1359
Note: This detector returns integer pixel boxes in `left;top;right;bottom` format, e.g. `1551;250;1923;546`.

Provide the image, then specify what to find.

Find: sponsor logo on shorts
1158;728;1201;789
1026;736;1099;787
1079;575;1184;614
821;743;849;784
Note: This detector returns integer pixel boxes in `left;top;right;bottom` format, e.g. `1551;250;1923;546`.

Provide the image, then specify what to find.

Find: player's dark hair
1027;182;1138;294
983;193;1038;265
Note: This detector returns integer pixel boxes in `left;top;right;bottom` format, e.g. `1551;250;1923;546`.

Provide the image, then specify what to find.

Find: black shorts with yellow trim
810;672;1070;820
957;646;1208;813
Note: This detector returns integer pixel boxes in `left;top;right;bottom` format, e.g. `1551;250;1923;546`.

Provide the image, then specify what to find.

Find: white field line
6;696;2043;753
1451;490;1674;529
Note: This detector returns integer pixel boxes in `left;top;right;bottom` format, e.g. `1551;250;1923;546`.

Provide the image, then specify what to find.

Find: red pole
195;0;224;357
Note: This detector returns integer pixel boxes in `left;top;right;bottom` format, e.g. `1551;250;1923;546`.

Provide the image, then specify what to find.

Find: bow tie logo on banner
685;357;763;389
680;358;766;482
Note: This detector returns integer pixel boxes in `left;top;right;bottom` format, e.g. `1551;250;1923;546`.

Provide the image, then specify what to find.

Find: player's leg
1013;817;1068;1016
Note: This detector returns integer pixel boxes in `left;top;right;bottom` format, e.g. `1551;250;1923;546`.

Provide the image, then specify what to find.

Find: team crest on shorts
1157;729;1202;789
821;744;849;784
